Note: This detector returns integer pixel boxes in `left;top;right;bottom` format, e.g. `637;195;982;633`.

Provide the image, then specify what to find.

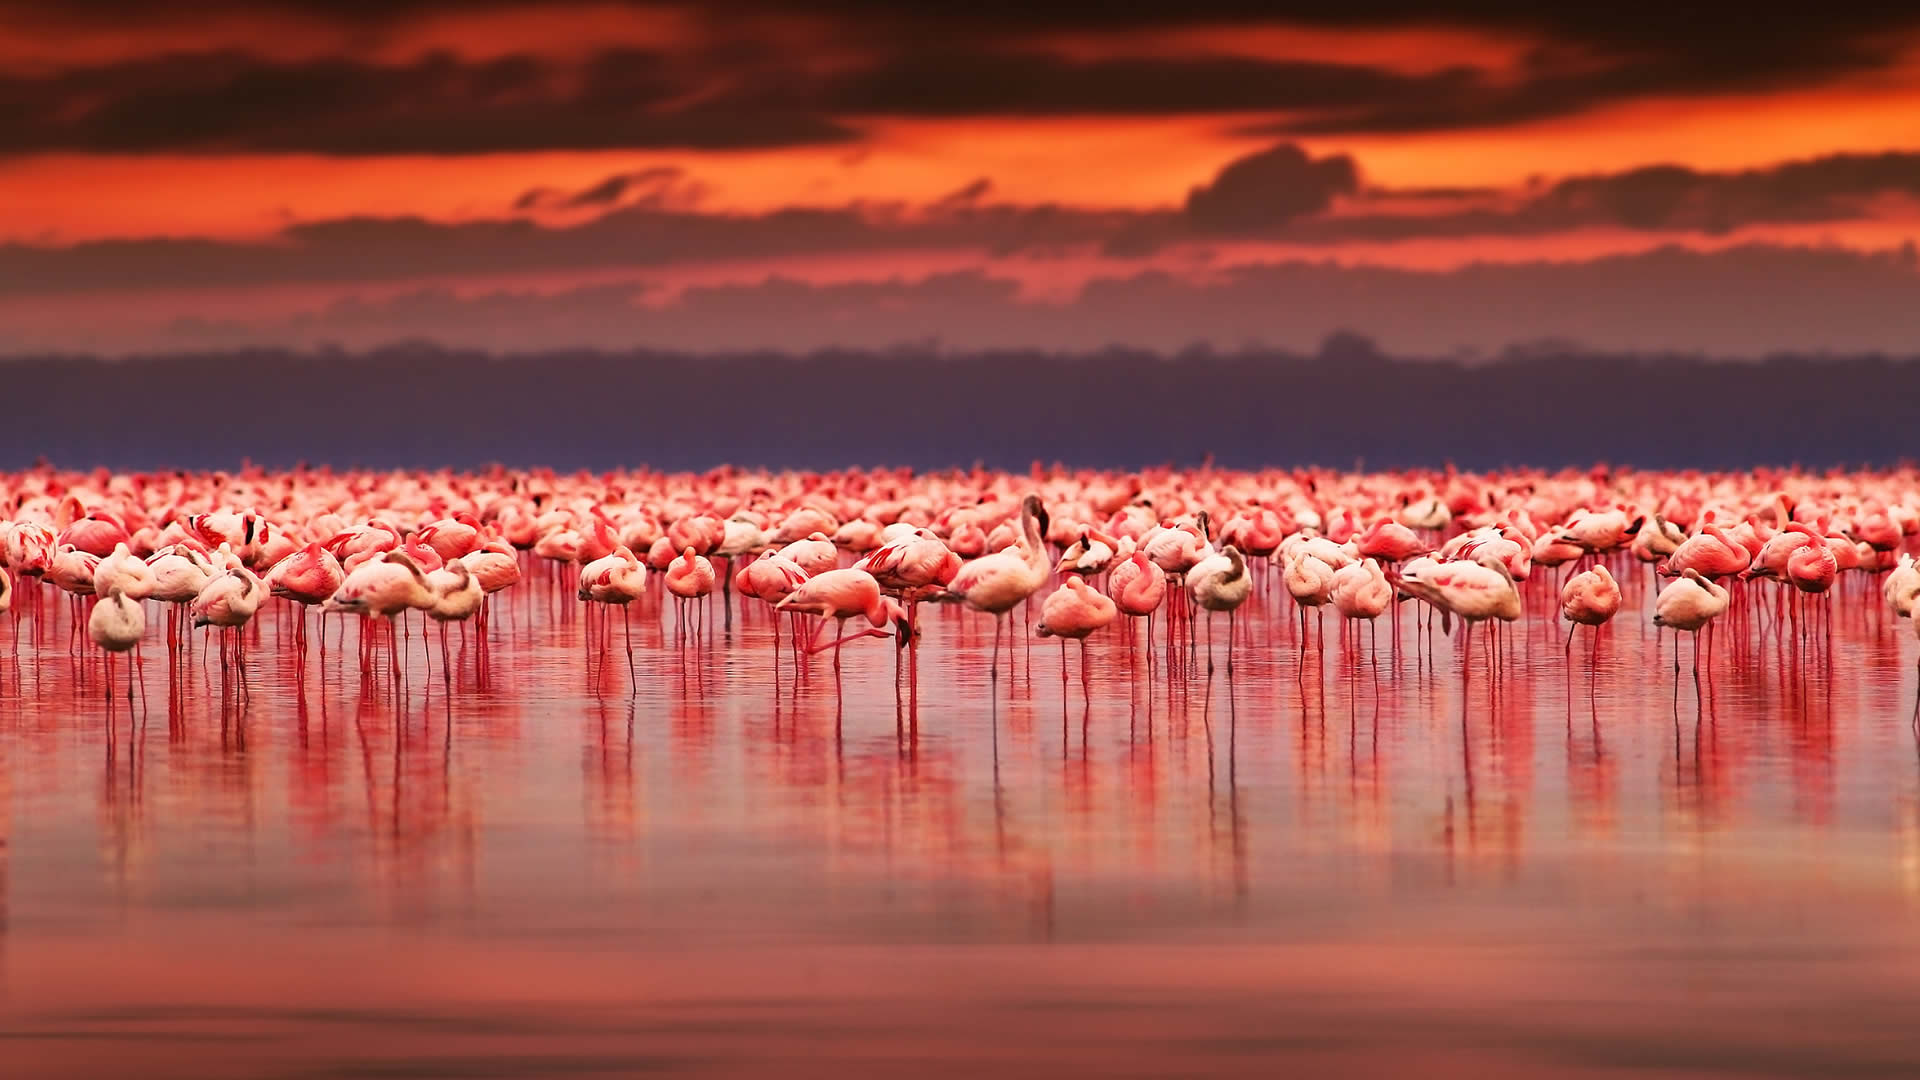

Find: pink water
4;561;1920;1078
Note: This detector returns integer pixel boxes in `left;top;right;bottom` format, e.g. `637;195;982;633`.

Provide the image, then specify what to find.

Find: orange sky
6;84;1920;244
4;4;1920;352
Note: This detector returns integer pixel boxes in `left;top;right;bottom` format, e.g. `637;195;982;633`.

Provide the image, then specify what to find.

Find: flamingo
462;532;523;639
264;542;345;659
147;544;215;663
324;551;436;679
1554;508;1643;558
426;558;483;684
1055;531;1118;578
774;567;908;698
193;566;267;693
713;513;767;628
59;506;131;557
579;545;648;682
1108;550;1166;676
665;546;717;642
1397;555;1522;682
417;512;484;562
938;494;1049;687
857;527;958;707
777;532;839;579
89;586;145;706
1654;569;1729;674
1353;520;1427;564
1559;564;1622;652
93;543;155;602
1330;557;1393;659
1035;576;1116;701
735;549;811;673
1665;520;1751;580
1283;552;1336;638
1886;553;1920;618
1186;545;1251;673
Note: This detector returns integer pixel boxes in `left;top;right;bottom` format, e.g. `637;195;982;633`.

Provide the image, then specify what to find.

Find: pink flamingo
1654;569;1729;675
1186;545;1251;674
939;495;1049;688
193;566;267;695
1559;564;1621;652
775;567;908;700
265;541;345;660
89;585;145;708
1108;551;1165;677
1035;575;1116;702
665;546;716;643
579;545;649;682
325;551;435;679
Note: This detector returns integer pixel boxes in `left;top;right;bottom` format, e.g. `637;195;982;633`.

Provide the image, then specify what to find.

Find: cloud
4;5;1918;153
0;196;1164;295
809;49;1479;117
0;49;856;153
928;178;994;211
10;243;1905;357
13;143;1920;299
1526;153;1920;233
1184;144;1360;231
513;167;710;213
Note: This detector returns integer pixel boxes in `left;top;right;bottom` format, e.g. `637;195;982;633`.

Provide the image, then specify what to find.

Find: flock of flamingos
0;463;1917;714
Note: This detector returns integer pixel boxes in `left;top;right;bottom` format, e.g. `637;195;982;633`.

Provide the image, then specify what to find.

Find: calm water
5;559;1920;1078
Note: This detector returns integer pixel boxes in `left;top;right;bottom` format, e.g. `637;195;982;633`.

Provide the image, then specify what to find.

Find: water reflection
3;557;1920;1076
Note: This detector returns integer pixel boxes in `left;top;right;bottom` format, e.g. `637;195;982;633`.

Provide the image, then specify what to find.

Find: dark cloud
513;167;709;212
1529;153;1920;233
52;244;1910;358
0;200;1160;295
1184;144;1360;231
1297;151;1920;240
811;50;1477;116
8;145;1920;296
928;178;994;211
0;49;855;153
748;5;1920;131
2;6;1916;152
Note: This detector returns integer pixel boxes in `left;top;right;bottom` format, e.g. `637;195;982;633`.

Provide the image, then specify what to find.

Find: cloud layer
8;244;1915;358
3;4;1917;152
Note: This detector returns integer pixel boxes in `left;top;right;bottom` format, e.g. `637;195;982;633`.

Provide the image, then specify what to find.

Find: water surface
4;562;1920;1077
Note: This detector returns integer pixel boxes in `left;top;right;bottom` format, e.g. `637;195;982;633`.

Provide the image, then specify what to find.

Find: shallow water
4;558;1920;1078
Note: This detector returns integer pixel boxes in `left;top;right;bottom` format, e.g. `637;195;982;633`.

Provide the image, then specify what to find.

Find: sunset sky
7;3;1920;354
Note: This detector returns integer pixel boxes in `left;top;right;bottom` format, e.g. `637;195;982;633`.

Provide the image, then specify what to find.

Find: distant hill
2;346;1912;471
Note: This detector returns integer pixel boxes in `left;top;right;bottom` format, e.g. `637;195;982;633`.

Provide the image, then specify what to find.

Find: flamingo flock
0;463;1917;717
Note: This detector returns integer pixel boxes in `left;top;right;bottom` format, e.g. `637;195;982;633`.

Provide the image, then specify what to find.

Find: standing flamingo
938;495;1049;688
735;549;811;674
1559;564;1622;652
774;567;908;701
1035;575;1116;703
665;547;717;643
579;545;648;683
265;541;345;661
1654;569;1729;674
426;558;483;685
1186;545;1251;674
193;566;267;695
1886;552;1920;618
325;551;436;679
1108;551;1165;677
89;586;146;707
147;544;214;665
1330;558;1393;657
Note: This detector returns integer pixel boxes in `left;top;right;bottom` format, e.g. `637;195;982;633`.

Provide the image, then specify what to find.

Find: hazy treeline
2;344;1913;472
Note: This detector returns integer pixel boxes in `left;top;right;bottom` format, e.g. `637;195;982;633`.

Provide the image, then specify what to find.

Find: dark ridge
2;345;1913;472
